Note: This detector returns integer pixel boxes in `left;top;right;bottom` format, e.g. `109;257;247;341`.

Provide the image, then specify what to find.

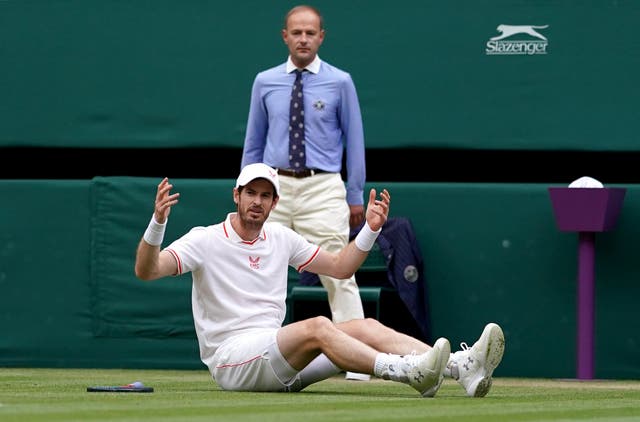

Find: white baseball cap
235;163;280;196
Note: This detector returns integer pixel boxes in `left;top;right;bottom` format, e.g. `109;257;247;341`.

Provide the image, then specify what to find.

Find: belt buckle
277;168;317;178
292;169;309;178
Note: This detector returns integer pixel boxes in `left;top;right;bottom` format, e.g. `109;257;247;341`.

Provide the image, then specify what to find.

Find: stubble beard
238;206;267;231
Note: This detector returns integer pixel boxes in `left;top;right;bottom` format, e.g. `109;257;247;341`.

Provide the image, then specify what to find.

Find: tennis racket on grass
87;381;153;393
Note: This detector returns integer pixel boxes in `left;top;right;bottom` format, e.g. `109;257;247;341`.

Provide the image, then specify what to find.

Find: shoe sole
471;323;505;397
421;337;450;398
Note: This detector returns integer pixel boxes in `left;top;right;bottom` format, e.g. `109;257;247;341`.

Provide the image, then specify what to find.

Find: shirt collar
286;55;321;74
223;212;267;244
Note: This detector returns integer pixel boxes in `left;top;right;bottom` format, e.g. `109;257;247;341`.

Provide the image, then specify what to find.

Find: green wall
1;0;638;381
1;1;639;150
1;178;638;380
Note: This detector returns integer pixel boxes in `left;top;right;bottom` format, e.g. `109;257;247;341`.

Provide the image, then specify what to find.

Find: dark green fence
1;178;638;380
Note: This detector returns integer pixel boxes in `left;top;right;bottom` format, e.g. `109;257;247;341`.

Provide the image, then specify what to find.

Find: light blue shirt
241;56;366;206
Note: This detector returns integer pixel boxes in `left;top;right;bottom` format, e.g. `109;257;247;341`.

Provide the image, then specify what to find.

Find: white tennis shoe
381;337;450;397
446;322;505;397
417;337;451;397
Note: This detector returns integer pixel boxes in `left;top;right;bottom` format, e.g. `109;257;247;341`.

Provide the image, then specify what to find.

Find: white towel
568;176;604;188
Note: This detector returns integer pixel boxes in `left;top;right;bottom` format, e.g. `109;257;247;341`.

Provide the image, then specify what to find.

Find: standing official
241;5;368;381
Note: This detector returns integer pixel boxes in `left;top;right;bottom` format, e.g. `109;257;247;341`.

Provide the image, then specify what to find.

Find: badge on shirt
313;100;325;111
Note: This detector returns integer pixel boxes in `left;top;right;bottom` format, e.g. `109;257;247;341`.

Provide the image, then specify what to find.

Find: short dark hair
236;181;278;198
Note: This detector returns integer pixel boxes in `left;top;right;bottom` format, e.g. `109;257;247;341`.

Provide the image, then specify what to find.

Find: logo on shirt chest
249;256;261;269
312;100;325;111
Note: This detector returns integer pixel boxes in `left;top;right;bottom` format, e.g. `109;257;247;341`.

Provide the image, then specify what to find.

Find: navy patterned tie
288;69;305;170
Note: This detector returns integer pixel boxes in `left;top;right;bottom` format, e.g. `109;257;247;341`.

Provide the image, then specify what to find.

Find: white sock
296;354;341;390
373;353;402;379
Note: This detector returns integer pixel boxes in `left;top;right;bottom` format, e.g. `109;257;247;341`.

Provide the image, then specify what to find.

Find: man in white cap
134;163;505;397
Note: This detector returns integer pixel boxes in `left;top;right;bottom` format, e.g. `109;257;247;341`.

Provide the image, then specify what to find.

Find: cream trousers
269;172;364;322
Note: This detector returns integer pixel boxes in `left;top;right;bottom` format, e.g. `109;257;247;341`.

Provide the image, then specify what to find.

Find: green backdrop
1;0;639;381
1;178;639;380
1;0;639;150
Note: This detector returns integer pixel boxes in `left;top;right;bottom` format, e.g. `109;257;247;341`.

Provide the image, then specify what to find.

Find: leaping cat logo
490;24;549;41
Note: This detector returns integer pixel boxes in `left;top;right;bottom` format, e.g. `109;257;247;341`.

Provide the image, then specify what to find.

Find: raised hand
154;177;180;224
365;188;390;232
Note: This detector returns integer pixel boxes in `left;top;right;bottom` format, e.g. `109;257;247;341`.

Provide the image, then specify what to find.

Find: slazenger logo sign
485;24;549;55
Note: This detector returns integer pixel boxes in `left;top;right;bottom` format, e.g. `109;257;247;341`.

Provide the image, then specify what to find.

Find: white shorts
210;328;299;392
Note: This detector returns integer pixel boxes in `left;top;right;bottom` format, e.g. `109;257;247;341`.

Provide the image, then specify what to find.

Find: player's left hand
365;188;390;231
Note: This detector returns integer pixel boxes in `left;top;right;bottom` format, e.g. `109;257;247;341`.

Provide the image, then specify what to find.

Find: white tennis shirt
165;212;320;364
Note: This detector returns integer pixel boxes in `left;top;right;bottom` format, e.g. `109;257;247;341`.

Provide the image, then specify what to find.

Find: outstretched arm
306;188;390;279
134;178;181;281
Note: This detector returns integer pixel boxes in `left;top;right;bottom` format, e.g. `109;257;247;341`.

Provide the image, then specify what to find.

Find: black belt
276;168;328;178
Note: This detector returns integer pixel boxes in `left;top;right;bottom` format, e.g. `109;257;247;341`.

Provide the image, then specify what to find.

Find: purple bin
549;187;626;232
548;187;626;380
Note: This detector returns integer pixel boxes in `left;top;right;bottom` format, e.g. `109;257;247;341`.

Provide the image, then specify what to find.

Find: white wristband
354;222;381;252
143;215;166;246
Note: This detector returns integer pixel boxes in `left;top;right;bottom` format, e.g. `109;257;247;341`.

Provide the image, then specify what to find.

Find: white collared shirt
286;54;322;74
164;212;319;363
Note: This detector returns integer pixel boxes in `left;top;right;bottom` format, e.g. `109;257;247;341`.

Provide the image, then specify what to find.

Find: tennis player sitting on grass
134;163;505;398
